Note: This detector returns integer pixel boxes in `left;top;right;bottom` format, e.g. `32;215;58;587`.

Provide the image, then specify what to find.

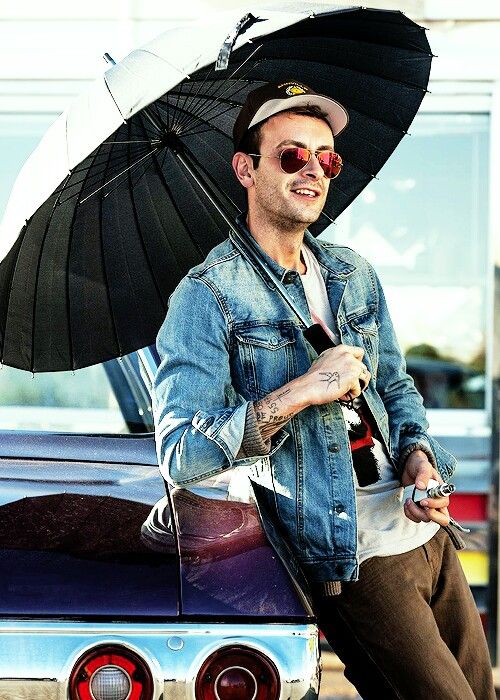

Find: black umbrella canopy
0;5;432;372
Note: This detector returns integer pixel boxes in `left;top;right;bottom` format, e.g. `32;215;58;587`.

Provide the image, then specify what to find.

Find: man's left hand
401;449;450;526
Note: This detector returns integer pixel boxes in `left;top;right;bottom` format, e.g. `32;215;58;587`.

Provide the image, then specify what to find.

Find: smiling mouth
292;188;321;199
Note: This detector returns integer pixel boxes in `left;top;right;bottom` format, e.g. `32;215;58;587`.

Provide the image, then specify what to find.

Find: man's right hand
299;344;370;406
252;344;370;442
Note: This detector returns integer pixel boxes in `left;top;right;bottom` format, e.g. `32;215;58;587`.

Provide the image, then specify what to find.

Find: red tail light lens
196;646;280;700
69;644;153;700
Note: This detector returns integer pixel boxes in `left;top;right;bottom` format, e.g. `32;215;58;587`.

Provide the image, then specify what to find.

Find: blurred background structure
0;0;499;664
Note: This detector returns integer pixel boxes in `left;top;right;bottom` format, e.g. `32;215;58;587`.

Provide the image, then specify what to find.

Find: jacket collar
302;230;356;279
232;213;357;281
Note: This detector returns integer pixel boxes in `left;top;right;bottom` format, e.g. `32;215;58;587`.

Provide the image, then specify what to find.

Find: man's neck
245;211;306;273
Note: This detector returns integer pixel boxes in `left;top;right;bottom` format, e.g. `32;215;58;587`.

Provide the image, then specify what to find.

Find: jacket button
283;272;294;284
329;443;340;453
335;504;345;514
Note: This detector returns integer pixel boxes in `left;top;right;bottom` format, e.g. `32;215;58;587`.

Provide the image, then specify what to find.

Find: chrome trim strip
0;621;319;700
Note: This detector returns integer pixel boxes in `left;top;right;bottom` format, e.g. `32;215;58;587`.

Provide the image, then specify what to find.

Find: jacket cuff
236;402;271;459
399;441;437;472
312;580;342;597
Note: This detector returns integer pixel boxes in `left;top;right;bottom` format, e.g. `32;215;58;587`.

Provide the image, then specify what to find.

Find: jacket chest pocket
234;324;297;399
344;311;379;375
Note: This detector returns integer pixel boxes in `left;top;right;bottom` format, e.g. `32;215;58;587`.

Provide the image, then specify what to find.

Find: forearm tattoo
319;371;340;391
254;389;295;440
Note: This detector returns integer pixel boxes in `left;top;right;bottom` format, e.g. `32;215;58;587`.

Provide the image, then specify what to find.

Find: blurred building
0;0;499;656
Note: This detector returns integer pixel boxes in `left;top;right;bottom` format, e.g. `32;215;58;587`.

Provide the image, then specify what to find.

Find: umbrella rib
156;89;248;141
320;210;335;224
135;115;208;265
148;151;207;261
66;127;132;369
171;61;217;128
180;98;246;138
102;149;156;202
58;142;154;204
157;99;237;144
78;148;160;205
172;54;262;131
174;58;262;132
0;228;27;366
60;132;120;370
126;127;167;314
174;86;246;134
96;124;135;362
174;45;262;131
26;171;72;372
102;140;156;144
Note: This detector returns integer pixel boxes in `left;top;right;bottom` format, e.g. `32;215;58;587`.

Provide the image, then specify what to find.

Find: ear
232;152;254;189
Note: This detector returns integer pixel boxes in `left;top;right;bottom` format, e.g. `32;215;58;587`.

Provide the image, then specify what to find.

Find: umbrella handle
303;323;335;355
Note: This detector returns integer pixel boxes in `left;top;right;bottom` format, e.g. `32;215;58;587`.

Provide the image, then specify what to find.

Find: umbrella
0;2;433;372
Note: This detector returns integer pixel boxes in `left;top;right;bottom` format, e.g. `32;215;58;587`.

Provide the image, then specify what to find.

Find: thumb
415;462;432;491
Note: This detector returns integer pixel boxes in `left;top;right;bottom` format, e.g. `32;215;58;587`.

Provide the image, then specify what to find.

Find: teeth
295;189;317;197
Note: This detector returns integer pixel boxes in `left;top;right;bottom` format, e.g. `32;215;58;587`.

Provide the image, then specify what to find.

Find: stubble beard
259;187;324;234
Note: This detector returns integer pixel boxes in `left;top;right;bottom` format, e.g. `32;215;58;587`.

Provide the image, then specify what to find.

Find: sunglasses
248;147;343;179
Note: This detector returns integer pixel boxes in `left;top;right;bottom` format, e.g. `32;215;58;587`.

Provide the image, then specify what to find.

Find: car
0;347;320;700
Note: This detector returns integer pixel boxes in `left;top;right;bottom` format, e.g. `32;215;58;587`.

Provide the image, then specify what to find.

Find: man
153;81;494;699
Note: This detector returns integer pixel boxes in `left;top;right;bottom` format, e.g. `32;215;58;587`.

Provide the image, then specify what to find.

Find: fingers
419;496;449;510
347;344;365;360
404;499;450;526
358;365;370;391
339;366;371;403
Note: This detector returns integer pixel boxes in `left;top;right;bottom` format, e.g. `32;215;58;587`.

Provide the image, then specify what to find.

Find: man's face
248;112;334;230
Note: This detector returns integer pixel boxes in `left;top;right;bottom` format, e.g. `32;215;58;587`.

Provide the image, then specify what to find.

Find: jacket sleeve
152;274;284;487
370;264;457;481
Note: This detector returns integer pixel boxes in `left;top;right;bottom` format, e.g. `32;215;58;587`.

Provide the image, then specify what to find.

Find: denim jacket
153;228;457;585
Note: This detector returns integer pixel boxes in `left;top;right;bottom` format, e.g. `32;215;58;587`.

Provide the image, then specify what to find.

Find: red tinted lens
279;147;310;174
317;151;343;179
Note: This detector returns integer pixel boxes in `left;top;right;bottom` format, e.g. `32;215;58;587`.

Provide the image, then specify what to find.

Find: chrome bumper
0;620;319;700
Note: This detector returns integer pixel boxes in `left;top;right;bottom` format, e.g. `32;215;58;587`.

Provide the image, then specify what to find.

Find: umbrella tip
103;53;116;66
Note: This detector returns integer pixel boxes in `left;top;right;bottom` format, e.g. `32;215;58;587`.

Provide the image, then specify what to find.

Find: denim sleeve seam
190;273;233;328
366;262;379;315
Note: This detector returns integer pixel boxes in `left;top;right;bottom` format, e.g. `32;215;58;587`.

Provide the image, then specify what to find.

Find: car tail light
196;645;280;700
69;644;153;700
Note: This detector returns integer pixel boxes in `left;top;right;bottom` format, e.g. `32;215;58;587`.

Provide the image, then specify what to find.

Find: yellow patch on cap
280;82;308;96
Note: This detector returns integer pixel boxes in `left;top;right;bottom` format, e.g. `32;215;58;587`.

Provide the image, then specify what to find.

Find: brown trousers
313;528;495;699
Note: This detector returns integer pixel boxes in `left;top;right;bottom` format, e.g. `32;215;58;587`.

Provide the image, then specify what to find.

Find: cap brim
247;93;349;137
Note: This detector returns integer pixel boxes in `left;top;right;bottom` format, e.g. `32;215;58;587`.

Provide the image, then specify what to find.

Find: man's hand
252;344;370;442
402;449;450;526
301;344;370;406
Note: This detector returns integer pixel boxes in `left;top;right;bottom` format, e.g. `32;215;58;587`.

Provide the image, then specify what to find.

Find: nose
301;151;324;179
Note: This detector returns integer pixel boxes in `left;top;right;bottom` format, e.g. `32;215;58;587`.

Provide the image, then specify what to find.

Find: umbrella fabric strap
215;13;260;71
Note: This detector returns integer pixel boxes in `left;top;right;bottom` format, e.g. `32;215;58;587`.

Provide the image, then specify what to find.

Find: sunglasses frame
247;147;343;179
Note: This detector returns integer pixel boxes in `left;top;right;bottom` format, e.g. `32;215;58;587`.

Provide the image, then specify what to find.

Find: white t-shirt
300;244;439;563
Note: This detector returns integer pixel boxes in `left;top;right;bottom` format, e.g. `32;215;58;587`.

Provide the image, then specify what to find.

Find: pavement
319;653;360;700
319;652;500;699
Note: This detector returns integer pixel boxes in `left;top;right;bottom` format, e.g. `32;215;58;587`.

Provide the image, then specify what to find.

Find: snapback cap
233;80;348;151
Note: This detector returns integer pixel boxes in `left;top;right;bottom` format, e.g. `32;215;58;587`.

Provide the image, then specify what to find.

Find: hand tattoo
319;371;340;390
